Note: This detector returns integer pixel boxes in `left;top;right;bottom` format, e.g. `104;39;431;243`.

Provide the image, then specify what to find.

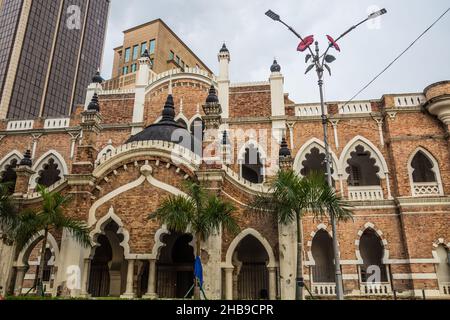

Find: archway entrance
311;230;335;284
156;232;194;298
234;235;269;300
88;220;126;297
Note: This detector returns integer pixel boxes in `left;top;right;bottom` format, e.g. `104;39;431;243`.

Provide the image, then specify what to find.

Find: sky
102;0;450;103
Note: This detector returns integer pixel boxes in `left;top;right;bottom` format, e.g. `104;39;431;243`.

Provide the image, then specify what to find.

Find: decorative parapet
338;101;372;115
7;120;34;131
295;104;324;117
44;118;70;129
146;68;216;94
230;81;270;88
222;165;270;194
98;88;136;96
394;94;426;108
93;140;202;177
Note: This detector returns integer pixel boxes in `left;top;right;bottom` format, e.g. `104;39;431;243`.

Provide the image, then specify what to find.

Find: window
124;48;131;62
141;42;147;55
346;145;380;187
132;45;139;60
149;39;156;54
176;55;180;65
131;63;137;73
169;50;174;60
123;66;129;75
36;158;62;187
181;60;185;68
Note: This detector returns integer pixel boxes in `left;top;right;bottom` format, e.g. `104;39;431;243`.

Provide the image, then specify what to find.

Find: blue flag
194;256;203;287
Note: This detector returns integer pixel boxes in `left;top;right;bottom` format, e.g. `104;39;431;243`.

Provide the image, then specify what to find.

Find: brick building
0;42;449;300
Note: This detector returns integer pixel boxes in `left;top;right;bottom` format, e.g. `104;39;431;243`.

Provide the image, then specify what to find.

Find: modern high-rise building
0;0;110;120
104;18;211;90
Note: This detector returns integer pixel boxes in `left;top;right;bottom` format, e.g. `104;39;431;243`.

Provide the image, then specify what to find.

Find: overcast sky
102;0;450;103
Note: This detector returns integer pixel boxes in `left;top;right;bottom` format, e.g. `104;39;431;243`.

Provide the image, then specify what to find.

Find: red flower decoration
297;35;314;52
326;35;341;52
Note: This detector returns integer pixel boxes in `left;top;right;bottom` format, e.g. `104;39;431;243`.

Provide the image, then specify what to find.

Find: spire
219;43;229;53
88;93;100;112
92;69;104;84
271;59;281;73
161;95;176;122
20;150;32;167
206;85;219;103
279;137;291;157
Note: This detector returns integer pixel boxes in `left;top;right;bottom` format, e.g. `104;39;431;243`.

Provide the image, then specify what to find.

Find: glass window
123;66;129;75
124;48;131;62
181;60;185;68
132;45;139;60
141;42;147;55
176;55;180;65
131;63;137;73
169;50;174;60
149;39;156;54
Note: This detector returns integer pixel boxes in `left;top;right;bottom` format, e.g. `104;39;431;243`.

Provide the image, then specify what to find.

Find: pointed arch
175;113;189;129
237;140;267;184
224;228;276;269
355;222;389;264
16;231;60;268
294;138;340;179
0;150;23;171
30;150;68;190
96;144;116;163
89;206;132;259
340;136;388;179
408;147;444;197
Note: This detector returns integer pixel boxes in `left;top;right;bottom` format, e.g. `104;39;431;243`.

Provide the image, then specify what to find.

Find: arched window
1;158;18;193
409;149;443;197
241;144;264;184
359;229;388;283
36;158;62;187
177;119;188;129
311;230;335;284
346;145;380;187
411;151;436;183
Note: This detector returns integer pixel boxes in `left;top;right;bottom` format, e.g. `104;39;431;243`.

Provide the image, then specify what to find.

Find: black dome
92;70;104;84
126;95;200;152
20;150;32;167
271;60;281;73
206;85;219;103
279;138;291;157
219;43;229;53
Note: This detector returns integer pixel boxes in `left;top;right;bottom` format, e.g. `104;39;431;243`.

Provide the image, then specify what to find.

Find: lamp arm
278;19;316;57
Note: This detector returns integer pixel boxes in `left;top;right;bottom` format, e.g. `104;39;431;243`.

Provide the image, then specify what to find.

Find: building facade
0;43;449;300
105;19;212;91
0;0;110;120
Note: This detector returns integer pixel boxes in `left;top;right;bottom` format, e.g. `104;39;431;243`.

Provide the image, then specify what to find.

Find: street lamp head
368;8;387;20
265;10;280;21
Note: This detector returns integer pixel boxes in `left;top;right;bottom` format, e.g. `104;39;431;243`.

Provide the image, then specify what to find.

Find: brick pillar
13;150;34;196
72;95;102;175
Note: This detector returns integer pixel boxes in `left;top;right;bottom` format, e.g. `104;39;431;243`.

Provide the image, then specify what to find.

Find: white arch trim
89;165;187;227
355;222;390;264
237;139;268;161
30;150;69;190
306;224;341;266
0;150;23;171
175;113;189;127
16;231;60;267
407;147;444;196
89;206;132;259
340;136;389;179
224;228;276;269
432;238;450;262
96;144;116;163
293;138;341;179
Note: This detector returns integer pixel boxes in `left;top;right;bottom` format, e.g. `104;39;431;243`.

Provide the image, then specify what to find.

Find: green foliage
251;170;353;225
151;180;239;243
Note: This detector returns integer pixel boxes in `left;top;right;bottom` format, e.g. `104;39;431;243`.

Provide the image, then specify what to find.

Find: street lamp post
266;8;387;301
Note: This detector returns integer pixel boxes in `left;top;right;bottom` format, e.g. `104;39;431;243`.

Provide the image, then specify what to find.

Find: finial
88;93;100;112
279;137;291;157
92;69;103;84
20;150;32;167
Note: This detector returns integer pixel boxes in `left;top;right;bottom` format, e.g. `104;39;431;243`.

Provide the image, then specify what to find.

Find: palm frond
56;217;91;248
13;210;44;253
201;196;239;240
154;195;196;234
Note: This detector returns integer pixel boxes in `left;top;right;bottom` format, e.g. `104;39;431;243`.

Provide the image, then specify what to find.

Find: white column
121;259;136;299
80;259;91;297
278;222;297;300
375;118;384;147
268;267;277;300
143;259;157;299
270;71;285;117
386;174;393;199
131;56;151;135
218;47;230;119
224;267;234;300
331;120;340;149
14;267;27;296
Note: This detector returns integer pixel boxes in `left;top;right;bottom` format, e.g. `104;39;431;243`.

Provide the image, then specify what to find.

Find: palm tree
251;169;352;300
0;182;18;246
151;180;239;300
4;185;91;296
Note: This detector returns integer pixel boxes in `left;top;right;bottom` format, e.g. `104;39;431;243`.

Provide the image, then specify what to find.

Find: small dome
219;43;229;53
20;150;32;167
126;95;200;153
206;85;219;103
92;70;104;84
279;138;291;157
88;93;100;112
271;60;281;73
